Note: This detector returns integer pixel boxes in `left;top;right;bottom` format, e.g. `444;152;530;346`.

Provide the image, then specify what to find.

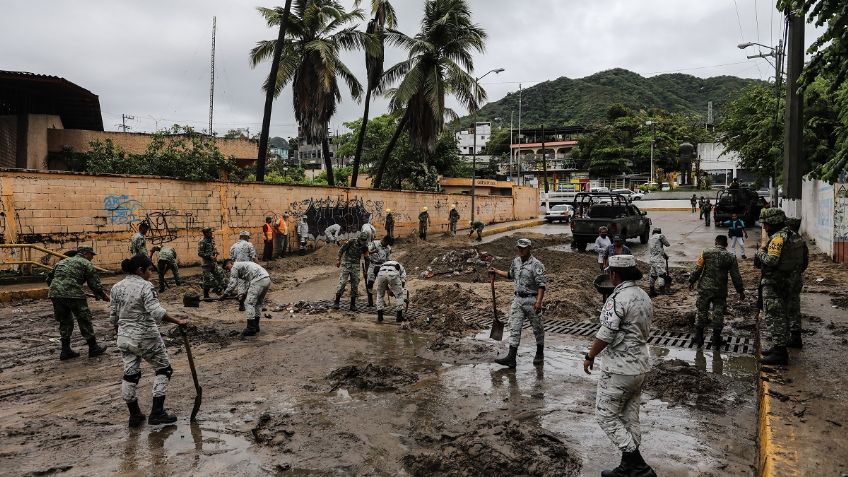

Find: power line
731;0;746;42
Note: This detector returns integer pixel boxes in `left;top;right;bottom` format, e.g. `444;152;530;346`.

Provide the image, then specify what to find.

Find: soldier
334;231;370;311
647;227;671;297
324;223;342;244
688;235;745;347
690;194;698;213
384;209;395;239
698;196;706;218
449;204;460;236
418;207;431;240
110;254;188;427
361;216;377;241
222;260;271;337
702;200;713;226
366;236;392;307
262;216;274;261
198;227;226;299
786;217;808;349
374;260;407;323
151;245;181;293
229;231;257;312
296;216;310;255
274;213;290;258
130;221;150;257
468;220;485;242
489;238;546;368
47;246;110;360
583;254;656;477
756;208;805;365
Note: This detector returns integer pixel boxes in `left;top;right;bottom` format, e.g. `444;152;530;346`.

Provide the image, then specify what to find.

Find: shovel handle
490;274;499;322
180;326;201;392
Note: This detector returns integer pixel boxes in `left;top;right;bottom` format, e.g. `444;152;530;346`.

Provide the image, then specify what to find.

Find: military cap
759;208;786;225
516;238;532;248
652;227;662;234
607;254;636;269
239;230;250;238
77;246;96;255
202;226;213;233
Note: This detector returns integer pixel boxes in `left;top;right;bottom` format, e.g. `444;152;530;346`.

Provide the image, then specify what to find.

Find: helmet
450;204;455;209
759;208;786;225
358;231;370;242
422;207;428;211
239;230;250;238
786;217;801;231
386;208;392;213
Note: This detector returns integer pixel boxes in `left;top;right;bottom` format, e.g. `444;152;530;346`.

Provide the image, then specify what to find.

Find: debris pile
291;301;331;315
419;248;497;278
643;359;733;413
408;284;487;333
327;364;419;391
164;324;238;348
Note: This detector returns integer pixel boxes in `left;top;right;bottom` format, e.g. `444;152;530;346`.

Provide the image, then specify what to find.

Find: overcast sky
1;1;821;138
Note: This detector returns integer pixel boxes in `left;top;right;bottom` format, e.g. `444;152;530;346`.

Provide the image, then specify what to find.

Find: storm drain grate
304;301;754;354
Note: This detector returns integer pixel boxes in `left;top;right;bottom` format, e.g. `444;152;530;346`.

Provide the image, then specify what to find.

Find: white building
697;142;752;185
455;122;491;155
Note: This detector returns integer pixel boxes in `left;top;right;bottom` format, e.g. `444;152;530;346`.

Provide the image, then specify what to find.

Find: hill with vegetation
469;68;761;127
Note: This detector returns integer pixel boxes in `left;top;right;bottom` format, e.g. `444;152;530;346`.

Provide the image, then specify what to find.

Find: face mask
600;234;607;238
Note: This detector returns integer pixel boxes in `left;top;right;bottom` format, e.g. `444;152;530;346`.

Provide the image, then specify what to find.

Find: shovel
180;326;203;421
489;274;504;341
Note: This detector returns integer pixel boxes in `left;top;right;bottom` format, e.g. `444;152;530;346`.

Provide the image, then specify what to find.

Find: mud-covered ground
0;229;774;476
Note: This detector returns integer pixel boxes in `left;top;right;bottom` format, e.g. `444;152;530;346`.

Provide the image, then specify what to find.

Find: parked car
590;187;610;193
612;189;645;200
569;192;652;251
545;204;574;223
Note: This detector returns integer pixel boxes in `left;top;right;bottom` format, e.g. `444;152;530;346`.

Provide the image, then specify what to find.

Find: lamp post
471;67;504;225
645;120;655;185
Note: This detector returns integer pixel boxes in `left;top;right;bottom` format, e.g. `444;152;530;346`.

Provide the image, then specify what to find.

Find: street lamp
645;120;655;185
471;67;505;225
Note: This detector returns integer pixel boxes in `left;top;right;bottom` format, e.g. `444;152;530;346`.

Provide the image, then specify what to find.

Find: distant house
269;137;289;160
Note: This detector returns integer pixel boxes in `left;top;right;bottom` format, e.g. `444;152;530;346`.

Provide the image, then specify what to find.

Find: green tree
372;0;486;188
223;129;249;139
251;0;370;186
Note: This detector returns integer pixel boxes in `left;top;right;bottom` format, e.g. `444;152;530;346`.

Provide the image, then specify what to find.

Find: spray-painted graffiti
104;195;197;245
835;185;848;242
104;195;147;224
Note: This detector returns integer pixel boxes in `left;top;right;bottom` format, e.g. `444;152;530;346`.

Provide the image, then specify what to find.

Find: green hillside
470;68;761;127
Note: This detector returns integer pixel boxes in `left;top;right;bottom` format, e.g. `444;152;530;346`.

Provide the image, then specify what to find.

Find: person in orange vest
262;216;274;261
274;213;289;258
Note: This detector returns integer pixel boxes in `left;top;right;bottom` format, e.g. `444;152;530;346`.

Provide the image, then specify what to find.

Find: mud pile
327;364;418;391
267;243;339;271
250;412;296;447
291;300;332;315
643;359;731;413
408;284;487;333
419;335;499;365
403;414;582;477
164;324;239;348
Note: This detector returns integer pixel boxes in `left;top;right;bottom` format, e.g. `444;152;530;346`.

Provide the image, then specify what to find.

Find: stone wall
0;170;539;270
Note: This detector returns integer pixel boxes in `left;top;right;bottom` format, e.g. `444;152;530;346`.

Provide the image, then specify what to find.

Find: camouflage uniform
297;220;310;253
48;255;107;341
788;236;808;334
375;261;407;313
130;232;148;256
702;202;713;226
198;235;226;291
229;239;257;295
361;222;377;241
507;255;547;347
223;262;271;324
595;281;653;453
647;233;670;289
418;211;430;240
385;213;395;238
156;246;180;289
689;245;744;329
449;209;460;235
110;274;172;402
366;240;391;294
755;224;805;347
336;233;369;297
324;224;342;244
470;221;485;241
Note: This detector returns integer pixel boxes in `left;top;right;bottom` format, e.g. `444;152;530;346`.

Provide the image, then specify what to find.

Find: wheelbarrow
593;274;615;303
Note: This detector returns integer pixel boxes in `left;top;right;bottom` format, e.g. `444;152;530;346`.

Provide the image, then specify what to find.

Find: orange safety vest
262;223;273;241
276;217;288;235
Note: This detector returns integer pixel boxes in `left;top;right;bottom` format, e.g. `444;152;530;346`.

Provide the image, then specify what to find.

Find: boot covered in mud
601;448;657;477
494;345;518;368
711;327;724;348
241;319;258;337
87;338;107;358
254;315;261;333
533;344;544;365
59;338;79;361
396;310;404;323
648;285;657;298
238;297;246;312
367;292;374;307
760;346;789;365
787;331;803;349
203;287;210;299
127;400;146;428
693;327;705;348
148;396;177;425
377;310;384;323
349;294;358;312
333;292;341;310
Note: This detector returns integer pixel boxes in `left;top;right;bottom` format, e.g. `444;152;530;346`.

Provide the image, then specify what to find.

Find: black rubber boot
533;344;544;365
711;327;724;348
367;292;374;307
127;400;146;428
602;449;656;477
254;316;261;333
649;286;657;298
787;331;803;349
241;319;257;337
159;284;166;293
148;396;178;425
693;327;705;348
203;287;210;299
87;338;107;358
396;310;404;323
350;294;357;312
238;298;246;312
377;310;384;323
760;346;789;365
494;345;518;368
59;338;79;361
333;293;341;310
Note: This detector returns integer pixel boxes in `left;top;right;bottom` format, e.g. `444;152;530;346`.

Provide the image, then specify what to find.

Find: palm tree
372;0;486;189
350;0;397;187
251;0;368;186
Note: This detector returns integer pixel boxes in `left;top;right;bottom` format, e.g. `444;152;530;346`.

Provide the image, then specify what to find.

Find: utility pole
541;124;550;211
783;11;804;202
517;83;522;186
470;68;504;225
509;111;514;183
646;120;655;184
209;16;216;136
118;114;135;133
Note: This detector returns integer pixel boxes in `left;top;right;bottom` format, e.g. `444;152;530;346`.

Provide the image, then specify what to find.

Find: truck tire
573;241;587;252
620;228;628;243
640;227;649;244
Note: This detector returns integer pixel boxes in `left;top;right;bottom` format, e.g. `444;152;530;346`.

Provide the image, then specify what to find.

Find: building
510;126;585;191
697;142;754;186
269;137;289;160
455;122;491;156
0;71;257;170
438;177;518;196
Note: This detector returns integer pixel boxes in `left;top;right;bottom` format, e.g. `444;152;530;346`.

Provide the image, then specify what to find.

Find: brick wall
0;170;539;270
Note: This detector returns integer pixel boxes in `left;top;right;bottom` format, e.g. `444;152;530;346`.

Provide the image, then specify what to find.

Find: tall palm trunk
350;87;372;187
373;110;409;189
256;0;293;182
322;136;335;187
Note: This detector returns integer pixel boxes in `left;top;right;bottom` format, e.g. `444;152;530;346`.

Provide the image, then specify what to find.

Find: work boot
711;327;724;348
377;310;384;323
760;346;789;365
333;293;341;310
367;292;374;307
494;345;518;368
396;310;404;323
533;344;544;365
241;320;257;337
254;316;261;333
159;283;166;293
87;338;107;358
649;286;657;298
127;400;146;428
148;396;178;425
203;287;210;299
601;449;657;477
787;331;803;349
350;294;358;312
59;338;79;361
693;327;705;348
238;298;246;312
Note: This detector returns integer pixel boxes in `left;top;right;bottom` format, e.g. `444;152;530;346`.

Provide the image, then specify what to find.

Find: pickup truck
569;192;652;251
713;187;767;225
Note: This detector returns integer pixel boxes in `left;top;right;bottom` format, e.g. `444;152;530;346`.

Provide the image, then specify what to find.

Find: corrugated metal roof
0;70;103;131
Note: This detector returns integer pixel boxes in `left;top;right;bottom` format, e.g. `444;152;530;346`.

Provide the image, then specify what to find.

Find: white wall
697;142;741;171
798;179;834;256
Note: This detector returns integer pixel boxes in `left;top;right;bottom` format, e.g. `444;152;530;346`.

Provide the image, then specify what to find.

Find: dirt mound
832;296;848;309
650;301;696;331
403;413;582;477
250;412;296;447
407;284;488;334
643;359;732;413
164;324;239;348
265;243;339;271
542;275;601;321
291;300;332;315
327;364;418;391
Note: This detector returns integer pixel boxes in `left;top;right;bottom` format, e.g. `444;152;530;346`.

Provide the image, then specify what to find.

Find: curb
758;378;775;476
641;208;691;212
0;287;49;302
480;219;547;237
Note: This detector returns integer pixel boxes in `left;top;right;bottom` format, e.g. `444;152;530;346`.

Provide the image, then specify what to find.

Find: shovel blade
190;387;203;421
489;317;504;341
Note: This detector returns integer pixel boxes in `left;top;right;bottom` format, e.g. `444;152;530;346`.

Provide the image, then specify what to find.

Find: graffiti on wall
835;185;848;242
104;195;197;245
104;195;147;225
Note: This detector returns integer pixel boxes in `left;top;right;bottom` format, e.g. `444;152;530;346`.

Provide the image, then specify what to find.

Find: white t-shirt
594;236;612;263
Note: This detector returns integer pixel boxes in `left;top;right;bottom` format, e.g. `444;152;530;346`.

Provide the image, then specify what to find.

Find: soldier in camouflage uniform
130;221;150;256
366;236;392;307
384;209;395;239
198;227;226;298
702;200;713;226
418;207;430;240
229;231;257;312
222;260;271;337
755;208;805;365
647;227;671;297
449;204;460;236
47;246;110;360
489;238;547;368
688;235;745;348
583;254;657;477
297;216;310;255
374;260;407;323
786;218;808;349
110;254;188;427
152;245;181;293
334;231;370;311
469;220;485;242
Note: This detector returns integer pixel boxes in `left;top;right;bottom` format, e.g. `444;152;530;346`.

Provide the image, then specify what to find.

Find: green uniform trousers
52;298;96;341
